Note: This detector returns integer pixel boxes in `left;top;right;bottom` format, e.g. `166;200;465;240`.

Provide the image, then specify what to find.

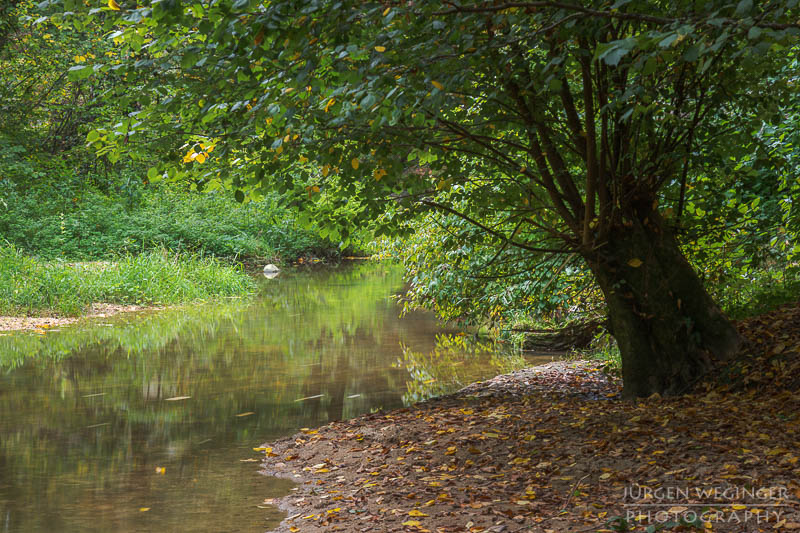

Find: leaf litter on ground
259;302;800;532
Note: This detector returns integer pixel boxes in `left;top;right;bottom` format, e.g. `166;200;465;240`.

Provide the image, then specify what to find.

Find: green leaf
181;51;199;69
658;34;679;48
67;65;92;81
747;26;762;40
735;0;753;16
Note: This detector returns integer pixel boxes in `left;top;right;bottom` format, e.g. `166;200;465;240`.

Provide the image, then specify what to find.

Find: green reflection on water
0;262;528;533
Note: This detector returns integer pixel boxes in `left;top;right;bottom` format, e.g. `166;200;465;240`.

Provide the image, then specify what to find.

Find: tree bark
585;211;741;398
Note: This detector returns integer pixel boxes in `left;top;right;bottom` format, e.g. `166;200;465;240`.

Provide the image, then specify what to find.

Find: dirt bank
258;305;800;533
0;303;166;332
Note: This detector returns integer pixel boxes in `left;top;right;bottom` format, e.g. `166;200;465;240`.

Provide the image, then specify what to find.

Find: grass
0;245;256;316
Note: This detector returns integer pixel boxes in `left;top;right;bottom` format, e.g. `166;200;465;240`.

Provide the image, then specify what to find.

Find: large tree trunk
585;212;741;398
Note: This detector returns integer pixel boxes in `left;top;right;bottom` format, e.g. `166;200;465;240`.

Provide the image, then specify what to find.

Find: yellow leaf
195;153;206;164
299;155;309;164
324;98;335;113
402;521;422;527
351;158;359;170
431;80;444;91
407;510;428;517
312;185;320;193
108;0;121;10
155;466;166;474
731;504;747;510
276;145;283;154
627;258;643;267
322;164;330;177
382;6;391;16
374;46;386;52
139;507;150;512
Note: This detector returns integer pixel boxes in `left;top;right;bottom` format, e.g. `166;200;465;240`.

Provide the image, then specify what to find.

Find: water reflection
0;263;531;532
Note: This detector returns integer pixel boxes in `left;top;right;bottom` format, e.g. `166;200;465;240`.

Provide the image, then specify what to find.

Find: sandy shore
0;303;166;332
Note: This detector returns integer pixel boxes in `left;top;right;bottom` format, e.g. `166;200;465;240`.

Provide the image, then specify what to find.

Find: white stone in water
263;263;280;273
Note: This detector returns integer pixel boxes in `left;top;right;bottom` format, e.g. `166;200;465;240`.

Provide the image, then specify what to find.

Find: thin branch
420;199;575;254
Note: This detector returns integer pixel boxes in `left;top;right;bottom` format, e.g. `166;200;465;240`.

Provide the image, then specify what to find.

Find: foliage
0;244;256;316
36;0;800;393
572;331;623;376
0;136;351;261
0;0;348;265
718;266;800;320
63;0;798;244
0;0;130;157
386;212;600;330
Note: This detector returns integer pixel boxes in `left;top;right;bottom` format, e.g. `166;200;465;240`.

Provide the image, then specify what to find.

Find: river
0;262;548;532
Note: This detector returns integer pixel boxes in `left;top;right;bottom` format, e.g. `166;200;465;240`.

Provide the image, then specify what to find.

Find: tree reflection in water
0;263;527;533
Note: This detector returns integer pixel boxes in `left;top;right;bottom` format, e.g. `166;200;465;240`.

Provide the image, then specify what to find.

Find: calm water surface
0;263;548;532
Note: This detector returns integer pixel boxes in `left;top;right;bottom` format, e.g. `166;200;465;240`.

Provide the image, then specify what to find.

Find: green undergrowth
576;334;623;377
716;266;800;320
0;183;346;262
0;245;256;316
0;140;363;262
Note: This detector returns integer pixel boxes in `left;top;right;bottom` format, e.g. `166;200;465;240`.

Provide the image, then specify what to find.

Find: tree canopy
46;0;800;396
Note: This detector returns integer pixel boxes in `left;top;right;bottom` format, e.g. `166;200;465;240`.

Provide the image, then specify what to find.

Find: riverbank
259;304;800;533
0;302;169;332
0;246;255;321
